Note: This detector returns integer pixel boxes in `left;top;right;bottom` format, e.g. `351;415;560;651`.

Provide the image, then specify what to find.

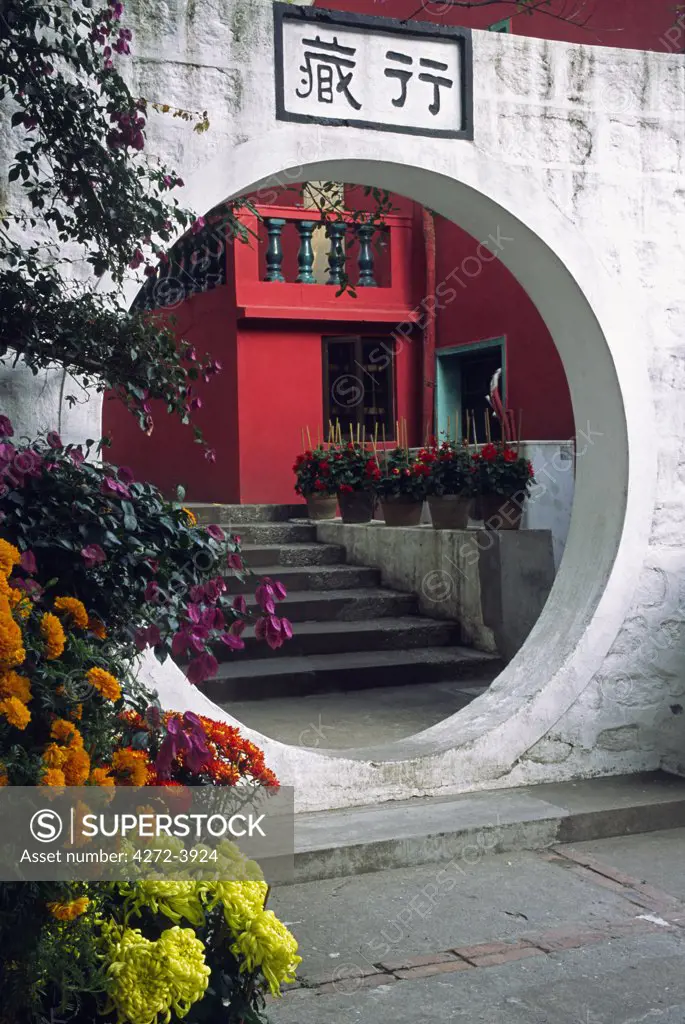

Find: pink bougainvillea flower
118;466;135;484
232;595;247;614
69;447;85;466
134;624;162;650
227;552;243;571
19;550;37;574
281;617;293;640
0;416;14;438
46;430;62;449
144;580;159;602
272;580;287;601
230;618;246;636
221;632;245;651
206;524;225;542
81;544;106;568
186;652;218;686
13;452;35;475
101;476;131;499
0;442;15;465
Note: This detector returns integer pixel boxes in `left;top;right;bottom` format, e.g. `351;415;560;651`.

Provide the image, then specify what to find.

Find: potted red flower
293;447;338;520
470;442;535;530
417;439;473;529
330;443;380;524
376;447;427;527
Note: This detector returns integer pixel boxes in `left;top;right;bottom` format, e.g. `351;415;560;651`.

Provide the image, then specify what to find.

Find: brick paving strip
279;848;685;998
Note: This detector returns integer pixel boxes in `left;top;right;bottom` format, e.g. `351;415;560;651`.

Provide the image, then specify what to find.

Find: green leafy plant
327;443;381;494
292;447;335;497
469;442;535;496
414;439;473;497
375;448;428;501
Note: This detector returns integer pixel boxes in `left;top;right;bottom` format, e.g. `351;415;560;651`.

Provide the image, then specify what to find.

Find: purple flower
186;652;218;687
69;447;85;466
81;544;106;568
221;631;245;651
19;550;37;574
46;430;62;449
118;466;135;484
0;416;14;438
206;524;225;542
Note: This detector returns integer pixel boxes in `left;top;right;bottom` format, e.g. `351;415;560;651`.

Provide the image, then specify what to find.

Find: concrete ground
228;679;491;748
267;828;685;1023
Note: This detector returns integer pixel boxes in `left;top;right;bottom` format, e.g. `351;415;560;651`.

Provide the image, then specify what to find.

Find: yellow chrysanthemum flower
40;768;66;787
54;596;89;630
230;908;301;995
120;881;205;928
40;612;65;660
0;540;21;578
0;595;25;667
89;766;115;787
47;897;90;921
0;695;30;730
63;745;91;786
86;666;121;702
0;669;31;704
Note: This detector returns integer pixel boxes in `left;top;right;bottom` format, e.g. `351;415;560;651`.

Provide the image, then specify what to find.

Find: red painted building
104;0;679;502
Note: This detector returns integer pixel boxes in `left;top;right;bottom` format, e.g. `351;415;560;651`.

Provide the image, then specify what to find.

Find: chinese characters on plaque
275;6;472;139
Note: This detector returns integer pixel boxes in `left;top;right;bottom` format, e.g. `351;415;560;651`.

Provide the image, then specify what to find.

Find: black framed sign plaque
273;3;473;141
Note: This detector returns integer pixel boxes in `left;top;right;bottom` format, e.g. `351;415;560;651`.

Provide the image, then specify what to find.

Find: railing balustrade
262;216;381;287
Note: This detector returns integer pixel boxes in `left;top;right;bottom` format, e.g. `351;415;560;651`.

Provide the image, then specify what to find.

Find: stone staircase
188;503;502;705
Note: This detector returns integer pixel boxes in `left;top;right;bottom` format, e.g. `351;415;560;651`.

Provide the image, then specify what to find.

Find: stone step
226;564;380;594
203;646;500;701
245;587;418;622
187;503;306;525
235;522;318;545
291;772;685;883
228;616;463;660
241;543;346;567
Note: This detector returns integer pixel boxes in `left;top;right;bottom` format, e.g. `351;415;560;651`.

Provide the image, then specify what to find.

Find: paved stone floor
228;679;491;748
267;828;685;1022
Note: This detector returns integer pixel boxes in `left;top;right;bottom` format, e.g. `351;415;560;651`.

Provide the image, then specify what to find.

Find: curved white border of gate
132;125;656;812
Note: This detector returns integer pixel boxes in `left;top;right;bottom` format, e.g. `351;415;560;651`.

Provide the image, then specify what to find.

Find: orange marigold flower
89;766;115;787
54;596;88;630
181;506;198;526
0;696;30;730
43;743;67;769
112;748;149;787
86;667;121;702
0;670;31;704
70;703;83;721
47;897;89;921
63;746;91;786
0;540;20;578
88;616;107;640
51;718;81;746
41;768;66;787
9;588;31;619
40;612;65;660
0;596;25;668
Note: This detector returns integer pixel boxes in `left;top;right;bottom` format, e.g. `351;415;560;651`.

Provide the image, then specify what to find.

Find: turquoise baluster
263;218;285;282
326;221;347;286
356;223;377;287
295;220;316;283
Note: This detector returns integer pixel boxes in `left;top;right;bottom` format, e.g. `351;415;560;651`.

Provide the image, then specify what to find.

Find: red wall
314;0;679;53
103;281;241;503
433;218;573;440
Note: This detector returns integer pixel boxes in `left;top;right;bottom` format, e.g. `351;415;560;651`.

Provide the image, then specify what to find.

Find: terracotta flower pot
306;494;338;520
337;489;374;524
478;493;525;530
380;496;423;527
427;494;472;530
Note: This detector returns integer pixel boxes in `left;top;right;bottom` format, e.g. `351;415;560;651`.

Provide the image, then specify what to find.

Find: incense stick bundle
485;409;491;444
301;427;305;450
306;425;312;449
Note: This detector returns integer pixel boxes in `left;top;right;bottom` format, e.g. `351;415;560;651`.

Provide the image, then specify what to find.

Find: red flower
528;461;535;477
481;443;498;462
503;448;518;463
314;480;327;491
339;483;354;493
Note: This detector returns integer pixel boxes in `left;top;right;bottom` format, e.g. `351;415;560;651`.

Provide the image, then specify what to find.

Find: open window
323;335;396;441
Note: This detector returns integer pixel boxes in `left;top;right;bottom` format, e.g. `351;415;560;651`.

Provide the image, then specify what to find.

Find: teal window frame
435;338;506;443
488;18;511;32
